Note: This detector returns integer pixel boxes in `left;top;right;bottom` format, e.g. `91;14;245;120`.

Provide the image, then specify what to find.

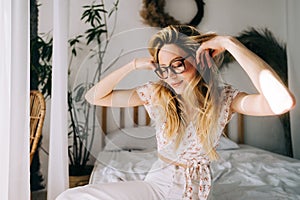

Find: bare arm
85;58;154;107
197;36;296;116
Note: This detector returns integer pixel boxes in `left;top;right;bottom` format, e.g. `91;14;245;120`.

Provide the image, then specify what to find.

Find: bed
89;106;300;199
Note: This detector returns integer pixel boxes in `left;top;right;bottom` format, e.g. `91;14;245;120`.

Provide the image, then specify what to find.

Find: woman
57;25;295;200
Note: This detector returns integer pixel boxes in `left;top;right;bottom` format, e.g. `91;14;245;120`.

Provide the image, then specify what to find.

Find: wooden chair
30;90;46;165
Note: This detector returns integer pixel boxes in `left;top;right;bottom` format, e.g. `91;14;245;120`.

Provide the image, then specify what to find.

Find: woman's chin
167;82;186;94
172;87;184;95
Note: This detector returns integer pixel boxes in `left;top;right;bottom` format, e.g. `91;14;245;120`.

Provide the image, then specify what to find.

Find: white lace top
136;82;239;200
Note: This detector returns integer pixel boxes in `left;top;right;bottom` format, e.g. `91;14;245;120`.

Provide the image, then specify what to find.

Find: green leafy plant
30;0;52;191
29;0;119;182
30;34;53;99
68;0;119;176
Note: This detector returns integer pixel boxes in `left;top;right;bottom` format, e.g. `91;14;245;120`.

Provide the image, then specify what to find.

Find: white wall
37;0;300;185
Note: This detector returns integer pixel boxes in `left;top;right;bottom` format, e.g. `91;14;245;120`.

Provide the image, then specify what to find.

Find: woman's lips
171;80;183;87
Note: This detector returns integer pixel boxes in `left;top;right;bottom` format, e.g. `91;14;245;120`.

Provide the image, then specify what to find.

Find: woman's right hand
85;57;154;107
134;57;156;70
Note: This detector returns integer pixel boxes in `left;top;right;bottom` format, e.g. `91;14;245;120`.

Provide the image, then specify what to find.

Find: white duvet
89;145;300;200
89;149;158;184
210;145;300;200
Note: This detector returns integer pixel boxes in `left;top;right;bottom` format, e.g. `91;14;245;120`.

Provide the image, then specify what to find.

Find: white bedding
89;149;158;184
90;145;300;199
211;145;300;199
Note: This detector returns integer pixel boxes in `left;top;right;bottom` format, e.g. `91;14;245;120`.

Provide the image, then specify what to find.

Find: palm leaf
223;27;287;84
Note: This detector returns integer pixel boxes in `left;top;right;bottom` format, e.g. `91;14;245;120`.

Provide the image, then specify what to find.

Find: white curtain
286;0;300;159
0;0;30;200
47;0;70;199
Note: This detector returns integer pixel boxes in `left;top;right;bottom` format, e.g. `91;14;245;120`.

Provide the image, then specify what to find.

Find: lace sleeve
213;85;240;148
220;84;240;126
136;81;158;120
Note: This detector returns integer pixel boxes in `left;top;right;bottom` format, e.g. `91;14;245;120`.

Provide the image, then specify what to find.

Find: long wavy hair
148;25;223;160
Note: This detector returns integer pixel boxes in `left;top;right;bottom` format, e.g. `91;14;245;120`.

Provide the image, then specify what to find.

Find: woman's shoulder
221;84;239;97
136;81;158;103
137;81;156;90
219;84;240;107
135;81;162;120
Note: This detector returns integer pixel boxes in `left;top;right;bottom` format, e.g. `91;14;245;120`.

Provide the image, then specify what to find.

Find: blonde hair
148;25;223;160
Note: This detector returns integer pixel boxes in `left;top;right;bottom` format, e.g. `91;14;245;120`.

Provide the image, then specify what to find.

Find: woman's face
157;44;197;94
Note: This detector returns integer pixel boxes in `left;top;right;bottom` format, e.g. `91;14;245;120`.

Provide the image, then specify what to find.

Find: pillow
104;127;238;151
216;136;240;150
104;126;157;151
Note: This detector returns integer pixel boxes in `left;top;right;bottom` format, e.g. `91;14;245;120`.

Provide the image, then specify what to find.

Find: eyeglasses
154;56;191;79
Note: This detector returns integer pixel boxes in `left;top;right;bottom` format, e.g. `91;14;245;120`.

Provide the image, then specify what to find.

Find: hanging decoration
140;0;205;28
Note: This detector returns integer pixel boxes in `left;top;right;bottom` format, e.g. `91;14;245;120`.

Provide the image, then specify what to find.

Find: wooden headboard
100;106;244;144
100;106;151;134
237;113;244;144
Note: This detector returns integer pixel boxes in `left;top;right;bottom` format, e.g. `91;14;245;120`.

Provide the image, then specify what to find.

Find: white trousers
56;160;200;200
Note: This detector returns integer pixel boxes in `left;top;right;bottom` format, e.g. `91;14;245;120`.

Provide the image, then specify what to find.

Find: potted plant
67;0;119;187
29;0;119;188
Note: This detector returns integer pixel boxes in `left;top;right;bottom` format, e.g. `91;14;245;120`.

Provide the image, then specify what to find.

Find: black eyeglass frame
154;55;192;79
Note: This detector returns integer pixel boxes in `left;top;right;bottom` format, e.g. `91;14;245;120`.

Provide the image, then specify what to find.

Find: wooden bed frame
100;106;244;144
90;107;300;200
100;106;151;133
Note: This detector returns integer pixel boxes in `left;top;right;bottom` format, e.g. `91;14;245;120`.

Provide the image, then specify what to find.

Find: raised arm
197;35;296;116
85;58;154;107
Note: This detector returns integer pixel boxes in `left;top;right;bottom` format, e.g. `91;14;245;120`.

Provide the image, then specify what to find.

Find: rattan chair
30;90;46;165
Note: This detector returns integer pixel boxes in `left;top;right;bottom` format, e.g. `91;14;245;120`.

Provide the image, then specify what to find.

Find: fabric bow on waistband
183;158;211;200
158;154;211;199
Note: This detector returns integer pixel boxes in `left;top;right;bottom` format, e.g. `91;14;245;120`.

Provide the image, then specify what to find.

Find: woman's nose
168;69;177;79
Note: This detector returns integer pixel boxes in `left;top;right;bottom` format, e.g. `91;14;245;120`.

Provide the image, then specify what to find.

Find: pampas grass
223;27;287;84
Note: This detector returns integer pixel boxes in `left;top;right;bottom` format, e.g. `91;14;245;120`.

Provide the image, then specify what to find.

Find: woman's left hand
199;34;296;116
197;35;229;54
195;36;228;69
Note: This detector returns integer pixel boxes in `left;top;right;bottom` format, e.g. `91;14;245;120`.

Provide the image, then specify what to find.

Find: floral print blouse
136;82;239;200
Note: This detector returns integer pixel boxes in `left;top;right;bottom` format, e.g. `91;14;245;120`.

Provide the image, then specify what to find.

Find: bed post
133;106;138;127
120;107;125;128
102;106;107;134
237;113;244;144
146;113;150;126
134;106;150;126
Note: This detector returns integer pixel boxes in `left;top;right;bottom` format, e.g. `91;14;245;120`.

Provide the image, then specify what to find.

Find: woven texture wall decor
140;0;205;28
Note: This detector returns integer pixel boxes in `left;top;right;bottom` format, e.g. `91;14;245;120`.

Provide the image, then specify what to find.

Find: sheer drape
0;0;30;200
47;0;70;199
286;0;300;159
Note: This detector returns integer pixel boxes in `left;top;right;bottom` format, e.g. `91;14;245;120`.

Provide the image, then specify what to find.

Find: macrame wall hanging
140;0;205;28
